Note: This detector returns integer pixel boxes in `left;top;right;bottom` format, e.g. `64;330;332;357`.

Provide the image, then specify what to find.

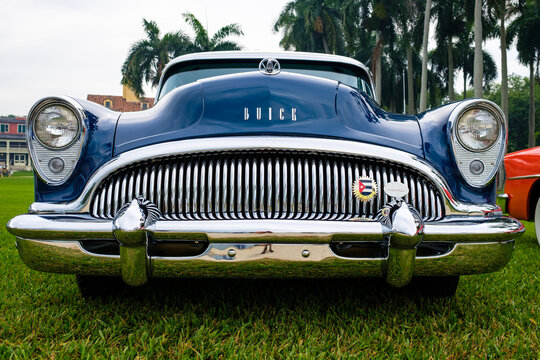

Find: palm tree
508;0;540;148
365;0;399;104
273;0;344;54
433;0;469;101
182;12;244;52
456;18;498;98
474;0;484;97
419;0;432;112
459;47;498;95
121;19;190;98
487;0;511;123
395;0;424;113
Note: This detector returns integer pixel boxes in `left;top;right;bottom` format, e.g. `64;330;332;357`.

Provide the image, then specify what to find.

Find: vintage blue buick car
7;52;524;297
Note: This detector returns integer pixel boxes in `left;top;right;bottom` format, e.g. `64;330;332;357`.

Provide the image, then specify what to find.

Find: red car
504;146;540;245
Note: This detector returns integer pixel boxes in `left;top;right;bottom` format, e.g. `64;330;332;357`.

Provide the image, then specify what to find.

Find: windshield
158;61;374;100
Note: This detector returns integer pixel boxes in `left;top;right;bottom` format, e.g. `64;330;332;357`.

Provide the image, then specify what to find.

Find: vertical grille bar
267;158;273;218
157;165;164;218
207;160;215;220
288;158;296;219
259;158;265;219
281;158;288;218
311;159;317;219
302;159;309;219
177;163;184;219
296;159;303;219
275;157;281;217
222;158;229;219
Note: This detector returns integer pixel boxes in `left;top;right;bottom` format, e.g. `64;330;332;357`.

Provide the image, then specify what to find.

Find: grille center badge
353;177;377;202
384;181;409;199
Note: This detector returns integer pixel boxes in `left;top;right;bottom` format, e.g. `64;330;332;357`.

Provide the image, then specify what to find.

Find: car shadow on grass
80;277;457;315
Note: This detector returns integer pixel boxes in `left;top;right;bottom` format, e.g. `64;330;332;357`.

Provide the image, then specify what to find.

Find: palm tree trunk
406;46;414;113
473;0;483;98
448;41;455;101
498;2;508;192
464;68;467;99
322;35;330;54
419;0;432;112
529;61;536;148
375;31;382;104
500;5;509;126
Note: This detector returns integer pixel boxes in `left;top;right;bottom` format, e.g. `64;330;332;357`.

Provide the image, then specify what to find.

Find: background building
0;116;31;171
87;85;154;112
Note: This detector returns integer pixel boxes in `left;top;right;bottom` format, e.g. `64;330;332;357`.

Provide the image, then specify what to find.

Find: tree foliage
121;19;190;98
485;74;540;151
273;0;344;54
182;12;244;52
122;14;244;98
274;0;502;114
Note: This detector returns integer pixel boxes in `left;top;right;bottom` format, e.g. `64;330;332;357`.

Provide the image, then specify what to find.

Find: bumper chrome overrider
8;212;524;287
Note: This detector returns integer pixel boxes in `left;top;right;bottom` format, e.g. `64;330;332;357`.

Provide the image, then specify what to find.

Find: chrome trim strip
27;137;498;216
15;238;514;278
8;214;524;244
507;174;540;180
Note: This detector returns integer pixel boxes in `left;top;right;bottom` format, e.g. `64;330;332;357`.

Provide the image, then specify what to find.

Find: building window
141;102;149;110
0;124;8;133
10;142;26;148
18;124;26;133
104;99;113;109
0;141;6;147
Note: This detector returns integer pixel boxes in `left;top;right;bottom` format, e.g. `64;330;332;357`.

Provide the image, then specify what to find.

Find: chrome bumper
14;238;516;279
6;214;524;243
8;214;523;284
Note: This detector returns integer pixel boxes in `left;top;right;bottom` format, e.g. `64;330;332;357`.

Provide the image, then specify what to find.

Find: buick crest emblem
259;57;281;75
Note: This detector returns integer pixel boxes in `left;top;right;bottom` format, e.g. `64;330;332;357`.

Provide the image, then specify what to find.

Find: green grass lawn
0;175;538;359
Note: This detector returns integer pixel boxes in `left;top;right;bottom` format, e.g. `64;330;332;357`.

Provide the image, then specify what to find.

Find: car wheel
413;276;460;298
76;275;125;298
535;197;540;246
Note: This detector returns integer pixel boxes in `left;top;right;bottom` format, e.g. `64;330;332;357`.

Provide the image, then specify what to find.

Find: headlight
34;104;79;148
450;100;506;188
27;96;86;185
456;108;499;151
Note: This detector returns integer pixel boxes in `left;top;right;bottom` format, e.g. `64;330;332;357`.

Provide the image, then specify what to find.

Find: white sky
0;0;529;116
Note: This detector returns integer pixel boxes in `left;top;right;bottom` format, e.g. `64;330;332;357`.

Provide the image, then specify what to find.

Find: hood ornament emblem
259;57;281;75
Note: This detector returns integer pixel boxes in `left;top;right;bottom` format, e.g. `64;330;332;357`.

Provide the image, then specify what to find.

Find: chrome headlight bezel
27;96;86;185
450;100;506;188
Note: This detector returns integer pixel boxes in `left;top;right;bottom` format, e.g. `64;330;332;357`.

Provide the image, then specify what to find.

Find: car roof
156;51;372;101
162;51;370;73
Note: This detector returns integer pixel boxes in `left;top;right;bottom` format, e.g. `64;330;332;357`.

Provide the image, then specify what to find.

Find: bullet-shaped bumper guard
8;210;524;287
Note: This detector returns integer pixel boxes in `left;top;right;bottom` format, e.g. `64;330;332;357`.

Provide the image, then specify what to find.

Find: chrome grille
90;150;444;221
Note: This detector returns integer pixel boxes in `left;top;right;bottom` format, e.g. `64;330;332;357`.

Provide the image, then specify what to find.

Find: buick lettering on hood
7;52;524;297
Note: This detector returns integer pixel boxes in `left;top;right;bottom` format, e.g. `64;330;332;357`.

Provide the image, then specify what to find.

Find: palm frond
182;12;209;50
211;24;244;44
211;41;242;51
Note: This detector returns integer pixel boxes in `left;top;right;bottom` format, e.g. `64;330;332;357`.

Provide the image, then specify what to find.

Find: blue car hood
114;71;423;157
